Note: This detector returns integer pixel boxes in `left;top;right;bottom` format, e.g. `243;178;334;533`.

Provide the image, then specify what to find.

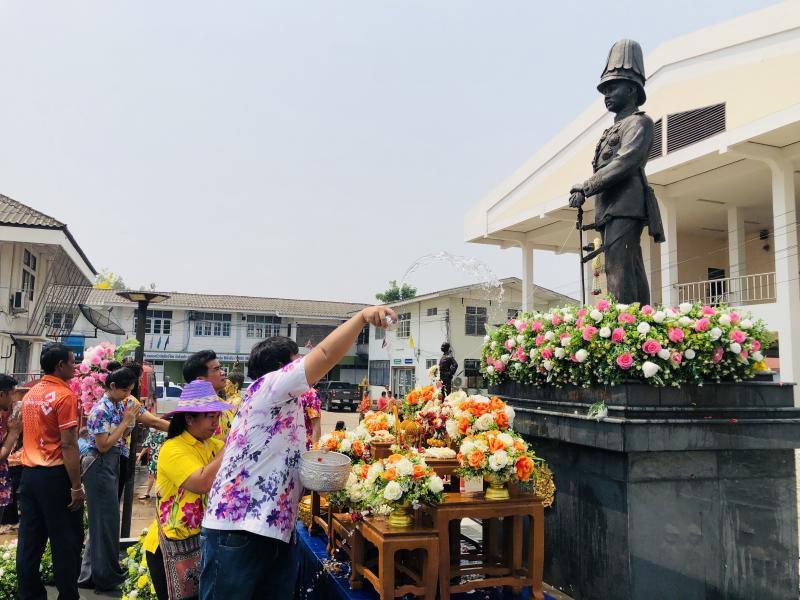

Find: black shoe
77;579;94;589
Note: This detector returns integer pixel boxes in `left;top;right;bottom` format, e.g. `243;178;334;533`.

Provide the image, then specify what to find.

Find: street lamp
116;290;170;538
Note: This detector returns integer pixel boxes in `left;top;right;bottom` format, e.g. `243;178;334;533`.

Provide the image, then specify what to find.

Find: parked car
155;381;183;415
317;381;360;412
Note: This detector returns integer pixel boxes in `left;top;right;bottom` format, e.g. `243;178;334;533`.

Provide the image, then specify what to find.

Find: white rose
590;309;603;322
486;365;495;375
544;313;553;321
709;327;722;341
560;336;571;347
484;335;491;343
2;552;9;561
684;349;696;360
575;349;588;363
719;314;731;327
554;347;566;359
563;313;574;323
475;413;494;431
428;475;444;494
506;338;516;349
544;331;555;341
642;361;661;378
752;351;764;362
637;322;650;335
504;405;515;426
514;362;522;370
491;341;498;349
488;450;509;471
514;319;522;329
679;316;692;327
501;354;511;364
666;308;678;317
498;432;514;447
367;463;384;484
0;568;4;577
516;334;525;344
445;419;459;439
616;303;629;311
447;390;467;404
729;342;742;354
529;348;538;359
740;319;753;330
652;311;665;324
599;327;611;338
383;481;403;501
679;302;692;314
394;458;413;477
339;438;352;453
129;592;138;599
657;349;670;360
543;359;553;371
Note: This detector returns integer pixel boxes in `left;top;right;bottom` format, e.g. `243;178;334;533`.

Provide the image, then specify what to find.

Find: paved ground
320;407;361;433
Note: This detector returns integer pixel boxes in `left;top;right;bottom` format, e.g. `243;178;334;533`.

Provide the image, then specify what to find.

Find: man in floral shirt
200;306;396;599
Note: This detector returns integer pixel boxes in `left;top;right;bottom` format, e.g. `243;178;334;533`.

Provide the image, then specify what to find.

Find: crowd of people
6;304;395;600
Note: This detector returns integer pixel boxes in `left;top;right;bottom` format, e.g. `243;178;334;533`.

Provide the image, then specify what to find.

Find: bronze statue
438;342;458;397
569;39;664;305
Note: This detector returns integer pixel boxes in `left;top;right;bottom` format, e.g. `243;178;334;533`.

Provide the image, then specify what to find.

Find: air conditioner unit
11;291;29;313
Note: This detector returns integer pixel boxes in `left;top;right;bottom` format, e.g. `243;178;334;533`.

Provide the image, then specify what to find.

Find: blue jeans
200;527;298;600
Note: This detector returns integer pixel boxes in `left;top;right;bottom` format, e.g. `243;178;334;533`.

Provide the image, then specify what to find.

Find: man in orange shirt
17;343;84;600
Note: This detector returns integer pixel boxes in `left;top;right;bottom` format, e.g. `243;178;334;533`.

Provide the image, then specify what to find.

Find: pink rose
535;335;545;347
668;328;685;343
98;373;108;383
551;315;562;326
516;321;528;332
560;332;571;340
504;339;515;351
100;359;109;370
582;326;597;341
596;299;610;311
616;352;634;370
702;305;716;316
486;356;494;366
751;340;761;351
516;347;527;362
575;317;585;328
711;346;724;364
642;339;662;355
494;362;505;373
507;319;516;325
531;321;543;332
740;350;749;361
91;355;101;366
611;328;625;343
577;309;588;317
618;313;635;325
671;352;683;364
694;318;710;332
640;305;654;315
731;330;746;344
79;363;89;374
730;312;740;322
541;348;553;360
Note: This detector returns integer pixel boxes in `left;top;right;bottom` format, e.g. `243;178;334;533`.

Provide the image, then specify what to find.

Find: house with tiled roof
0;194;95;376
79;289;369;385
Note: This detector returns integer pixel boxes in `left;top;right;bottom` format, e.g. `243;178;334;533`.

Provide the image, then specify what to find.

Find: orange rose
412;464;426;480
387;453;403;464
488;437;506;453
495;412;509;430
360;464;370;479
423;389;434;401
513;439;526;452
326;438;338;451
456;452;464;463
458;418;471;436
352;440;364;457
468;450;485;468
490;396;505;411
382;467;398;481
515;456;535;482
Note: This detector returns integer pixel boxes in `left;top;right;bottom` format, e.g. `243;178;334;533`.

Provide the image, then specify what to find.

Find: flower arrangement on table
414;395;453;446
443;391;515;444
401;384;441;418
344;450;445;526
354;410;396;441
314;429;370;461
481;300;773;388
121;530;158;600
69;339;141;415
455;430;543;500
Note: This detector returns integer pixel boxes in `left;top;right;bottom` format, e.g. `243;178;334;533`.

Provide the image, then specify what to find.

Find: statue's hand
569;183;585;194
569;191;585;209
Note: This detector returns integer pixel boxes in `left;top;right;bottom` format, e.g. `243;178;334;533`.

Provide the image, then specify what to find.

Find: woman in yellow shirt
142;380;232;600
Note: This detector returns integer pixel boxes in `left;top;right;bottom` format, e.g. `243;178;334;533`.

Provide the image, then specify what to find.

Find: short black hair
247;336;299;380
183;350;217;384
380;391;386;398
167;413;187;439
105;367;138;391
40;343;72;375
441;342;451;353
0;375;17;393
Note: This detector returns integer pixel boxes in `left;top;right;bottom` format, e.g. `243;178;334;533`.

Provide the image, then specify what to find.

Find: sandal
138;494;151;500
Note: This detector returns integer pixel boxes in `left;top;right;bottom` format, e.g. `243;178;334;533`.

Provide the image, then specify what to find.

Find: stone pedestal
491;379;800;600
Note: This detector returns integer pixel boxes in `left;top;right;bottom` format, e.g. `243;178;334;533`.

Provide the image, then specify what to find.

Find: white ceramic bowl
299;450;352;492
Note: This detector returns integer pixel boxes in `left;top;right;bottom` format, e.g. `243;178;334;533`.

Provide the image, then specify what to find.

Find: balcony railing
676;272;776;306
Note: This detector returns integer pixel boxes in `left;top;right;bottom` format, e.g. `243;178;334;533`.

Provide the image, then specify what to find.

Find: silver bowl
299;450;352;492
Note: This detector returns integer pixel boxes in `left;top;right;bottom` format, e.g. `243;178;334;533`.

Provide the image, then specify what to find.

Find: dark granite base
491;380;800;600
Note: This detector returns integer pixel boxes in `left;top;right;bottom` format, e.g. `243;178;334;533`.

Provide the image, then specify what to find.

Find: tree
94;269;126;290
375;280;416;303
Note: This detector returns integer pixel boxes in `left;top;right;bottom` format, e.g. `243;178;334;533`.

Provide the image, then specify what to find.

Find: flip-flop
138;494;151;500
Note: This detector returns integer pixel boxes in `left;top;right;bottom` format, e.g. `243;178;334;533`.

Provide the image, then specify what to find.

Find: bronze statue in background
569;39;664;305
438;342;458;397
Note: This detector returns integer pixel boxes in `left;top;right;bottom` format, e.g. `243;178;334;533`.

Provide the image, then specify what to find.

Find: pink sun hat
164;379;234;418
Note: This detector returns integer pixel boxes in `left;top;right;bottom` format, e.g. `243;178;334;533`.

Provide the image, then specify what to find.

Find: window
22;249;36;301
369;360;390;386
297;324;336;348
44;311;75;331
396;313;411;338
245;314;281;338
374;326;385;340
425;359;437;370
463;359;486;389
426;307;438;317
135;310;173;335
194;312;232;337
356;325;369;345
465;306;487;336
508;309;519;319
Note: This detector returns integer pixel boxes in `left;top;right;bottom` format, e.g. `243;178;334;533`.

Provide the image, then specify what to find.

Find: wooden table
328;512;356;560
350;516;439;600
422;492;544;600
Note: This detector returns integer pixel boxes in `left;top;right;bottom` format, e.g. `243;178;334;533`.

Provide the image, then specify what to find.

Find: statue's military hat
598;39;646;105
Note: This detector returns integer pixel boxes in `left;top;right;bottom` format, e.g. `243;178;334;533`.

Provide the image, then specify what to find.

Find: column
658;193;679;307
771;160;800;400
521;242;534;313
727;206;747;304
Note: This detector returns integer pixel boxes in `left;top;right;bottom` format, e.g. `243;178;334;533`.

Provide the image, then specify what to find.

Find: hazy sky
0;0;777;303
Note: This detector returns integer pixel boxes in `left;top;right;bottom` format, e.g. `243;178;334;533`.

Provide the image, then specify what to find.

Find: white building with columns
464;2;800;397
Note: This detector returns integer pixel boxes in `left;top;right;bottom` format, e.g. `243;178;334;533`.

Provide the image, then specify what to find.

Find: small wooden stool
327;512;356;560
350;517;439;600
